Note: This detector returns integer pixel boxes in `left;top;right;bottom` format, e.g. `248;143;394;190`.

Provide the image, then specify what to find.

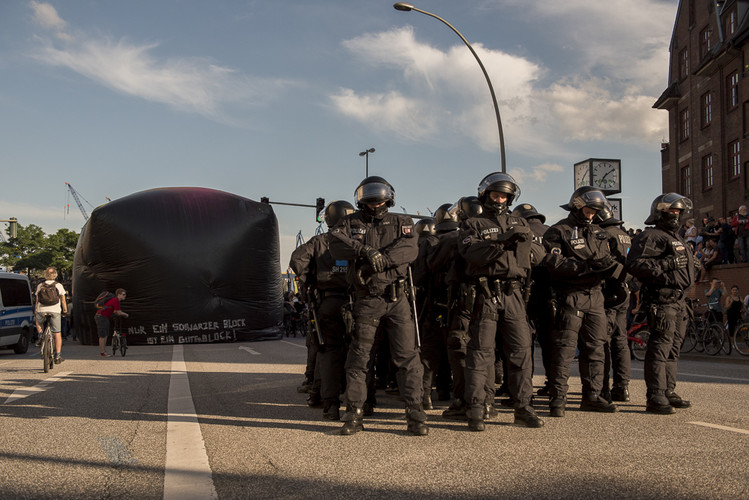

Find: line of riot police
290;173;698;435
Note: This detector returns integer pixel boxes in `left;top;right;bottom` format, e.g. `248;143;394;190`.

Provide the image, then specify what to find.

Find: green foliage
0;223;79;276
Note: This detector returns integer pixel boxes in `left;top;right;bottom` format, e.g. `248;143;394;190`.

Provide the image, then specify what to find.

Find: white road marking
163;345;217;500
688;421;749;435
4;371;72;404
239;346;260;355
280;340;306;349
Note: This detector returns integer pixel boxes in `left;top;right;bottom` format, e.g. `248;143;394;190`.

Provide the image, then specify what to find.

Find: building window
701;92;712;127
727;9;737;36
729;140;741;178
679;48;689;80
680;107;690;141
702;154;714;190
728;71;739;110
700;26;712;58
681;165;692;196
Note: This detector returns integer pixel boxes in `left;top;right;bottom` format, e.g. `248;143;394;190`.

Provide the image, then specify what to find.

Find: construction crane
65;182;95;221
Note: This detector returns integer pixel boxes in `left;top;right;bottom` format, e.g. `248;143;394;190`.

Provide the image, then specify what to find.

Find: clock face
592;160;620;191
574;162;590;189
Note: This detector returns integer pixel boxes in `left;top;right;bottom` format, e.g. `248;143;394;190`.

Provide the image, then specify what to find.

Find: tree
0;223;79;276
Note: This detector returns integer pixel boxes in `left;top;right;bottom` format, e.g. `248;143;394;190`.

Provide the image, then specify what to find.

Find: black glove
589;254;616;271
362;245;388;273
661;254;688;271
498;225;531;244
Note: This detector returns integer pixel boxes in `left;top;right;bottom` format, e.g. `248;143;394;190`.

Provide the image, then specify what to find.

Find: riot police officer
543;186;619;417
626;193;697;414
289;200;355;421
328;176;427;436
458;173;546;431
511;203;552;396
594;204;632;403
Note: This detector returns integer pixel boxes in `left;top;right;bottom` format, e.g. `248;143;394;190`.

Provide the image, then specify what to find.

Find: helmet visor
478;173;520;200
355;182;394;205
573;189;608;210
654;193;693;213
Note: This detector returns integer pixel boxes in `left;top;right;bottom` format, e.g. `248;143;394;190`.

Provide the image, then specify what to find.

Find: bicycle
111;316;127;357
733;322;749;355
682;299;723;355
38;313;55;373
627;312;649;362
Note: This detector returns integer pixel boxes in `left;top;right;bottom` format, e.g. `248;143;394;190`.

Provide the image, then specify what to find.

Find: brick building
653;0;749;220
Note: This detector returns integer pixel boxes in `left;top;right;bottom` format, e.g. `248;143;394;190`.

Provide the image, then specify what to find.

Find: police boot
307;392;323;408
484;400;498;419
600;386;612;404
296;377;312;394
405;406;429;436
467;406;485;432
322;400;340;421
549;397;566;418
665;391;691;408
580;392;617;413
514;406;544;428
362;401;375;416
646;395;675;415
422;391;433;411
537;381;551;397
442;398;468;420
611;385;630;402
340;407;364;435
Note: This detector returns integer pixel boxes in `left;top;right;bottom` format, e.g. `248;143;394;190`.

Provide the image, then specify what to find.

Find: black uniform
328;211;423;411
625;226;696;406
458;212;545;416
543;215;615;407
413;232;442;407
525;217;552;387
600;224;632;396
289;232;350;415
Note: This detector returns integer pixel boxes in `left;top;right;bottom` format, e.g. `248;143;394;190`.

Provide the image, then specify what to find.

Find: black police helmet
433;202;459;232
322;200;355;228
457;195;483;220
354;176;395;208
414;218;437;237
644;193;693;226
560;186;608;212
477;172;520;206
511;203;546;224
593;203;622;227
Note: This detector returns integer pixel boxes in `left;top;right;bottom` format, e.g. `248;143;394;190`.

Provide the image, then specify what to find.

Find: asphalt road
1;337;747;500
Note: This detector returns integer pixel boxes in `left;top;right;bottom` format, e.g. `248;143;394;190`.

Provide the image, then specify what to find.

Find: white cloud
332;1;673;158
27;3;296;123
29;1;71;41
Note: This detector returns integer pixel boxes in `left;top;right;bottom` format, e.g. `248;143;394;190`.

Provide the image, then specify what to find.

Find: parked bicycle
733;322;749;355
111;316;127;357
38;313;55;373
627;311;649;362
681;298;724;355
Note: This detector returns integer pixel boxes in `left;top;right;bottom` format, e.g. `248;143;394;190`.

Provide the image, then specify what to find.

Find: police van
0;272;34;354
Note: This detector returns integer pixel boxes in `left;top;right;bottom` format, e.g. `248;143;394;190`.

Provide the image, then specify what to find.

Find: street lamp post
393;3;506;173
359;147;375;177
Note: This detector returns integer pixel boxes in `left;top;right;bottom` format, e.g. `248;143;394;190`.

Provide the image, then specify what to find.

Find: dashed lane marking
280;340;306;349
3;371;73;404
688;421;749;435
239;346;260;355
163;345;217;500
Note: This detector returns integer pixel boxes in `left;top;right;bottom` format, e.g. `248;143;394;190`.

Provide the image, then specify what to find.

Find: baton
407;266;421;348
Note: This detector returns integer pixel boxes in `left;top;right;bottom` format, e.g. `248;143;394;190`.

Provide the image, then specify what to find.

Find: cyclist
95;289;129;357
35;267;67;364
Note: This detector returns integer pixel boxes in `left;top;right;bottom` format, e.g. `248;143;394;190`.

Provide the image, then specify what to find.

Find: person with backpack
94;289;128;357
34;267;68;364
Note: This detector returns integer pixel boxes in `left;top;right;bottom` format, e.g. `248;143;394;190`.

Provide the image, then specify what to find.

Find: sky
0;0;679;271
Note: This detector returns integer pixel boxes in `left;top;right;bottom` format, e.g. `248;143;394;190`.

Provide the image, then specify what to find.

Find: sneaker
34;334;42;347
100;352;110;357
54;354;63;364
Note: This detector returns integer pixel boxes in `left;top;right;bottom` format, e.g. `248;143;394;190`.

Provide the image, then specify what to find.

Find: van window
0;278;32;307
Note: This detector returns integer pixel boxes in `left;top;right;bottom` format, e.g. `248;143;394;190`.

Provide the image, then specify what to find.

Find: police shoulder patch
551;247;561;255
402;226;412;235
462;237;472;245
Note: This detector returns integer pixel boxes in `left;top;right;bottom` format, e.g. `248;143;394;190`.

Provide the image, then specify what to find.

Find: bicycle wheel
703;324;725;355
120;337;127;357
693;320;706;352
733;323;749;356
720;325;732;355
111;335;119;357
680;320;697;353
42;332;51;373
631;329;649;361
